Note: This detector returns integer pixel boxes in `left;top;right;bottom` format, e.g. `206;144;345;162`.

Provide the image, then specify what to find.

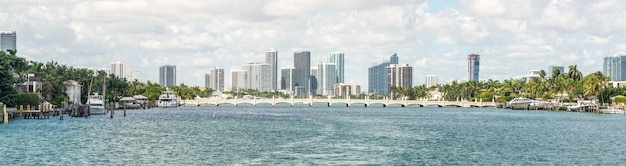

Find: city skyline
2;1;624;90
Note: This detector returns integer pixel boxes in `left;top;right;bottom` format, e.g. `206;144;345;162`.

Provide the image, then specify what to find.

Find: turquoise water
1;107;626;165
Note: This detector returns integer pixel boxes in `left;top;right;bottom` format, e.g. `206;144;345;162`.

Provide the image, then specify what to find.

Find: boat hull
601;109;626;114
90;107;106;115
158;101;179;108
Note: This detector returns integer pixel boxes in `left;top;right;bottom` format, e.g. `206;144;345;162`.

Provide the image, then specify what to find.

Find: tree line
0;51;213;107
390;65;618;104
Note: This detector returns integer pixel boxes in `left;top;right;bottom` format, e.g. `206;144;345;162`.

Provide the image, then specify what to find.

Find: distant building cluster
368;53;413;96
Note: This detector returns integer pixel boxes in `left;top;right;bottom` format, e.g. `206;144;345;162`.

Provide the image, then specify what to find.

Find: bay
1;106;625;165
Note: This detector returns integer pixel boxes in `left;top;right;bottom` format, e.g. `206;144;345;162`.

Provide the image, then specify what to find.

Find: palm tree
583;71;609;103
567;65;583;81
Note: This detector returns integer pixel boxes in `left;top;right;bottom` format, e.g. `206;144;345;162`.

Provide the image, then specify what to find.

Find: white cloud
0;0;623;89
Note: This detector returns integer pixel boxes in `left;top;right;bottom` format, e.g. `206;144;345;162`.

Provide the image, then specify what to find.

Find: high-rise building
110;61;125;79
159;65;176;87
294;51;311;97
468;54;480;81
390;53;399;64
204;73;211;88
368;53;399;95
604;55;626;81
0;30;16;52
208;67;224;91
231;69;247;91
328;52;345;83
548;65;565;78
280;66;295;93
333;83;361;97
265;49;278;91
425;75;438;87
387;64;413;90
242;62;271;92
310;67;318;96
316;62;337;96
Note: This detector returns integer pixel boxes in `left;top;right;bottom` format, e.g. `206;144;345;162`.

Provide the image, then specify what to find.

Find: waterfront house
64;80;82;104
17;74;42;96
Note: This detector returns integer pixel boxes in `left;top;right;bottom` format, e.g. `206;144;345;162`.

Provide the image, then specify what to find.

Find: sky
2;0;626;90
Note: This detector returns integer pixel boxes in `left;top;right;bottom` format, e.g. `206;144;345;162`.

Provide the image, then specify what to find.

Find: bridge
179;98;498;108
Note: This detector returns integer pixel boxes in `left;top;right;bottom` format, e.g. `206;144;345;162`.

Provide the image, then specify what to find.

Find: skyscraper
387;64;413;90
204;73;211;88
110;61;125;79
310;67;318;95
209;67;224;91
280;66;295;93
368;53;399;95
242;62;271;92
159;65;176;87
265;49;278;91
328;52;345;83
468;54;480;81
231;69;247;91
425;75;438;87
0;30;16;52
604;55;626;81
317;62;337;96
294;51;311;97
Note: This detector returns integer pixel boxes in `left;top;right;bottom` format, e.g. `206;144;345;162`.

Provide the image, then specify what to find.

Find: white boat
87;93;106;115
601;108;626;114
158;88;179;108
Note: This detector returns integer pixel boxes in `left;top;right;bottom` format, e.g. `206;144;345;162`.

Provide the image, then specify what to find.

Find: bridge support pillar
328;96;332;107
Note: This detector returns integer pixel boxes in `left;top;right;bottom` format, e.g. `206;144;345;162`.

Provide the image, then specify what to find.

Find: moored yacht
87;93;106;115
158;88;179;108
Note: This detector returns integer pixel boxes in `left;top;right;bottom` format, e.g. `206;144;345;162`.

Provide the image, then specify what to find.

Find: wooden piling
4;104;7;125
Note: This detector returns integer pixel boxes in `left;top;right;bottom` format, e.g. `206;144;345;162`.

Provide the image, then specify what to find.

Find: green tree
583;71;609;103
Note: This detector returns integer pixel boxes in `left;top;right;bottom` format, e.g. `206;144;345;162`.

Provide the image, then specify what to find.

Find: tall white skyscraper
208;67;224;91
328;52;344;83
0;30;16;52
317;62;337;96
425;75;438;87
242;62;271;92
159;65;176;87
110;61;125;79
231;69;247;91
387;64;413;90
265;49;278;91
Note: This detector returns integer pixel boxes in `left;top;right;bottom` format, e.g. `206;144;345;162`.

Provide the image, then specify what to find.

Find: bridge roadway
180;98;497;108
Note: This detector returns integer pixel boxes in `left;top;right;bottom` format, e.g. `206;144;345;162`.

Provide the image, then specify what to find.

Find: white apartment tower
425;75;438;87
110;61;125;79
231;69;247;91
387;64;413;90
265;49;278;91
208;67;224;91
316;62;337;96
242;62;271;92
